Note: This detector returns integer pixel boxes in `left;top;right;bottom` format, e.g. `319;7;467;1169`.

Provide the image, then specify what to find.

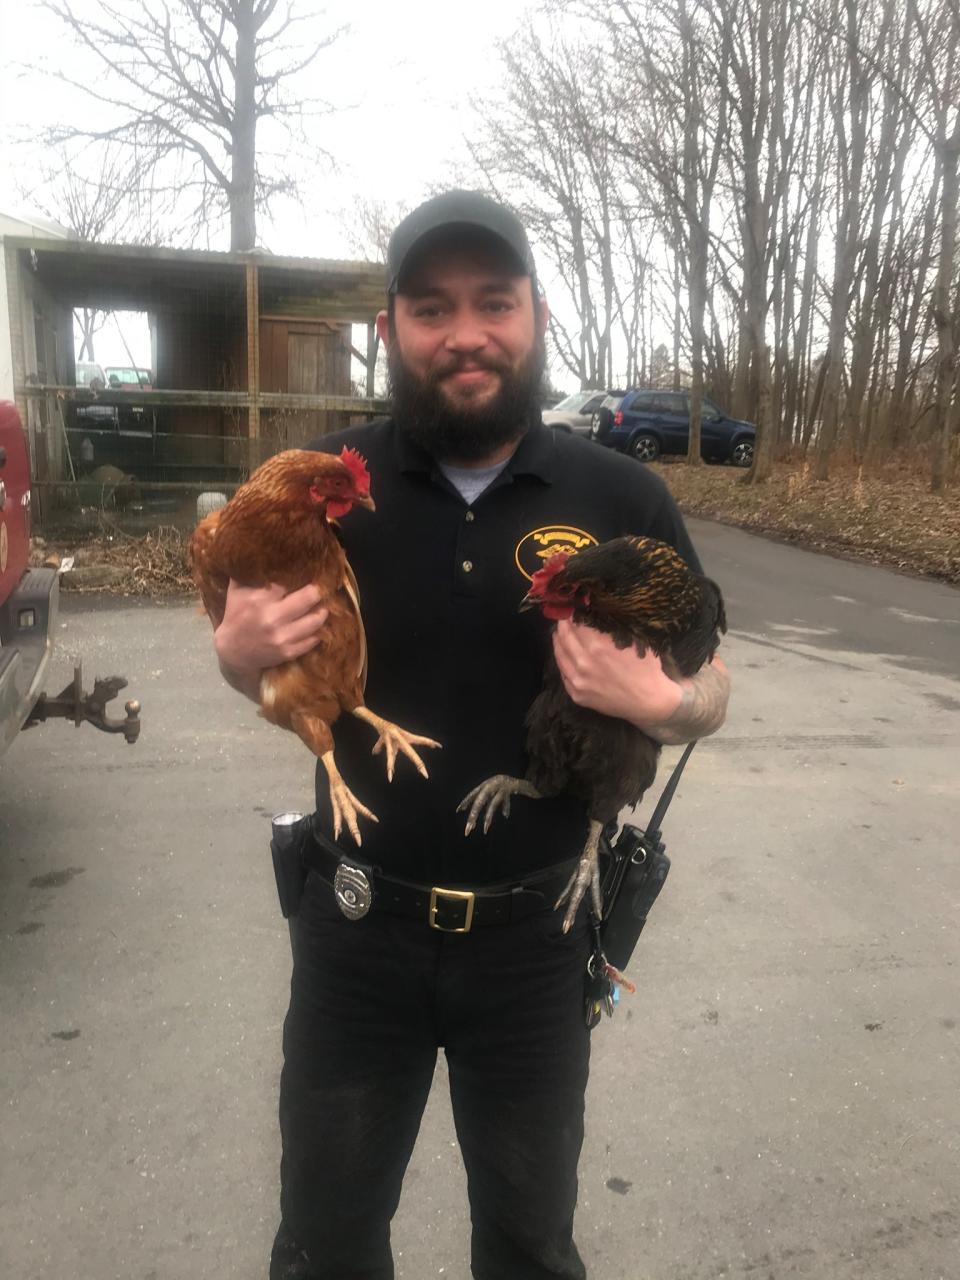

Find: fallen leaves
653;459;960;584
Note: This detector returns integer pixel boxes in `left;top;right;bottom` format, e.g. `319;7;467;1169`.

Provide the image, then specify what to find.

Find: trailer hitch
25;663;141;744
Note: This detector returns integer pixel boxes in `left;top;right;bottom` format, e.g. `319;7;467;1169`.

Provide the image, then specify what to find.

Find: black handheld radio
591;741;696;996
598;825;672;971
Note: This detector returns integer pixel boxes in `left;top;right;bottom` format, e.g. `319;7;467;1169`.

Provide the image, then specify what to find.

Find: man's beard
388;337;546;463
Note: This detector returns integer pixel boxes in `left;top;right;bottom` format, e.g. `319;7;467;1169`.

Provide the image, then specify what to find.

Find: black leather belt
304;832;579;933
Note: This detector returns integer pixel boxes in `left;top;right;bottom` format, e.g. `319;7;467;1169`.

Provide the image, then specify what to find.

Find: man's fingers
227;578;286;602
552;623;573;662
283;606;330;646
281;632;327;662
552;629;573;678
553;627;584;679
273;583;325;621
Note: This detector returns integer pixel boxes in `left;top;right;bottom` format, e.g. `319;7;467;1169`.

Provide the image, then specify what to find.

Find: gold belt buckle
429;886;476;933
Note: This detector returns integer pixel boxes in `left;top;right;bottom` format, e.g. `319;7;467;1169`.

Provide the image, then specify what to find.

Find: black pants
271;869;592;1280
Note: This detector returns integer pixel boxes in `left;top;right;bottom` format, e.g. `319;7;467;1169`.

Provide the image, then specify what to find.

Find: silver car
541;390;608;436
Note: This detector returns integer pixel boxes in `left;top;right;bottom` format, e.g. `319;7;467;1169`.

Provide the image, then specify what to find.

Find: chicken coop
1;235;389;529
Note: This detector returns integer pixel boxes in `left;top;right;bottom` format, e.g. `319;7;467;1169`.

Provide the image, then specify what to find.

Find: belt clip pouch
270;812;310;918
599;823;671;971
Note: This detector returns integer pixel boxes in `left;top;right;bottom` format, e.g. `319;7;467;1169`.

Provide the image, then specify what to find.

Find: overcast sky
0;0;578;379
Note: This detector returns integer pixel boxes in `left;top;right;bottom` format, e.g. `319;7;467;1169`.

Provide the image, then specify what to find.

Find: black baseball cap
386;190;536;294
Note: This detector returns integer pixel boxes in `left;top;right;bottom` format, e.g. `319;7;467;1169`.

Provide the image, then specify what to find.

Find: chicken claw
321;751;379;845
351;708;441;782
457;775;542;836
555;820;605;932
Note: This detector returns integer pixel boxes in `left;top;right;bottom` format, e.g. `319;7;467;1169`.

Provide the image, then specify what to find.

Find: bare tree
602;0;731;464
474;0;957;485
470;26;651;390
21;145;166;359
340;198;412;265
814;0;875;479
39;0;344;250
908;0;960;492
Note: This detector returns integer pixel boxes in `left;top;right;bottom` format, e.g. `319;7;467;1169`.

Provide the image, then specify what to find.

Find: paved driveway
1;519;958;1279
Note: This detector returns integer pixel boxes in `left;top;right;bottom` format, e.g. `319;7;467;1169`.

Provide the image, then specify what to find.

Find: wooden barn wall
11;257;74;481
155;285;246;468
259;317;352;444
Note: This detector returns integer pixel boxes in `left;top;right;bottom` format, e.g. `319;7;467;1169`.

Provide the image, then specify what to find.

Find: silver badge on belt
333;862;373;920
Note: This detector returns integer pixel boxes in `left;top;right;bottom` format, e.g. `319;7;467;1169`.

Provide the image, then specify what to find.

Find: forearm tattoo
647;660;731;746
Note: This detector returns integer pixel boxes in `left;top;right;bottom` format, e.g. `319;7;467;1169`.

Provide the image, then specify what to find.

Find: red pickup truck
0;400;140;757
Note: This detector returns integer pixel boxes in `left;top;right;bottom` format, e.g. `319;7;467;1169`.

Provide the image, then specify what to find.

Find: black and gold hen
458;536;726;930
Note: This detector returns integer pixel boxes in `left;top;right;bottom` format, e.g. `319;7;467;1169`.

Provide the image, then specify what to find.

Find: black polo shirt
308;418;701;887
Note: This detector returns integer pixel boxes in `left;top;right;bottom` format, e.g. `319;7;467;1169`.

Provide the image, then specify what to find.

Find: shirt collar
391;415;555;484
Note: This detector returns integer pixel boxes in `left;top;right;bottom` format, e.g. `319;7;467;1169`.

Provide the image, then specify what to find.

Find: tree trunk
682;6;708;468
686;208;708;466
672;251;682;392
930;135;959;491
75;308;99;362
816;0;867;480
687;250;706;467
731;308;752;422
231;0;258;250
740;7;774;487
793;101;826;452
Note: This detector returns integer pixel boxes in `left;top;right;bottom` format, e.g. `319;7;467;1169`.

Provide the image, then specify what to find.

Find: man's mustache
430;356;510;382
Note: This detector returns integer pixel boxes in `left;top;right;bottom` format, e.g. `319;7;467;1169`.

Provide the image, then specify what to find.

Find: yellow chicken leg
351;707;441;782
554;819;605;932
320;751;379;846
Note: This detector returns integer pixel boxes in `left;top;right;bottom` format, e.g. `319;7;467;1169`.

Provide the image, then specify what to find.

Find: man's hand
214;581;329;700
552;620;729;744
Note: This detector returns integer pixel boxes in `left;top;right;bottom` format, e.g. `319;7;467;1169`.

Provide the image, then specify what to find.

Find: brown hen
190;447;439;843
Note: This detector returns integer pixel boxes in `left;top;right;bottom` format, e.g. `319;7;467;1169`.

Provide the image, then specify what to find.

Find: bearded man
213;191;730;1279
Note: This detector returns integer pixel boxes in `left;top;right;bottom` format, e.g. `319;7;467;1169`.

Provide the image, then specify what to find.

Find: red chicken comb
528;549;573;596
340;446;370;493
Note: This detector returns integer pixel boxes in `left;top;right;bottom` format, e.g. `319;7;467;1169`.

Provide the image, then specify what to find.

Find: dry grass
654;457;960;583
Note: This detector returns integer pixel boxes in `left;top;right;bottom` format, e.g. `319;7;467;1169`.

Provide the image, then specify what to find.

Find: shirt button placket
456;508;479;596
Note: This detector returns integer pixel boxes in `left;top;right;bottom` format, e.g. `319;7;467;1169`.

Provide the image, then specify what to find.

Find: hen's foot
351;708;441;782
457;775;541;836
555;820;605;933
321;751;378;845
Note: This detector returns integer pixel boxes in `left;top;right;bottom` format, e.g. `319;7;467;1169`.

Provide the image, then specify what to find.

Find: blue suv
591;389;756;467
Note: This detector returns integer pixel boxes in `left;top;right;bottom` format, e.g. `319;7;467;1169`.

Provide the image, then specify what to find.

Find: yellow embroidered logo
514;525;599;581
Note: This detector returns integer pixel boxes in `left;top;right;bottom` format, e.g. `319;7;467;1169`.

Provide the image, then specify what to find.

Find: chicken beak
355;493;376;512
518;592;538;612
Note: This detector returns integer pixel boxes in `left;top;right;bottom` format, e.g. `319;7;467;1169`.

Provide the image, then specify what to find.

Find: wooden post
365;322;379;399
245;262;260;470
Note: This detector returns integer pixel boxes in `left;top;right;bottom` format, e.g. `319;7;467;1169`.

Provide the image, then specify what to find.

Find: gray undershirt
437;460;510;507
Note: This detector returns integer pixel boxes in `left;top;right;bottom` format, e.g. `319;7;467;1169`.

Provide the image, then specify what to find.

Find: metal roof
3;236;388;322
